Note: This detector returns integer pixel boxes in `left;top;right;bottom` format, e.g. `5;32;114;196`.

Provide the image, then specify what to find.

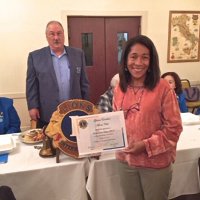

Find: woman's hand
123;141;146;155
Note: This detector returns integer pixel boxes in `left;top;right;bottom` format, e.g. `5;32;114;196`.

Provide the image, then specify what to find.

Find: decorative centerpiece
44;99;99;162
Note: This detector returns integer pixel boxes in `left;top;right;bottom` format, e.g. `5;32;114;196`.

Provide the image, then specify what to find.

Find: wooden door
68;16;141;104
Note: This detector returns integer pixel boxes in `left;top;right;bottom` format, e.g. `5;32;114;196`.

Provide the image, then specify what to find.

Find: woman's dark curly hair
119;35;160;92
161;72;183;95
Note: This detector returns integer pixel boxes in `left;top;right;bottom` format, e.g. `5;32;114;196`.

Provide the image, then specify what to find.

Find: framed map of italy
167;11;200;63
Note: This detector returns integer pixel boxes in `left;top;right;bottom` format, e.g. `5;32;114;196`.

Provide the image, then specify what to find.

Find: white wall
0;0;200;128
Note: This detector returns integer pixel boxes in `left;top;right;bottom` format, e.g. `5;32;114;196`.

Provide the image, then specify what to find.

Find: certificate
71;111;128;157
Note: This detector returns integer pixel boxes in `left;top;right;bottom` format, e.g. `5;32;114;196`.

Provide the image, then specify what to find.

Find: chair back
30;120;37;129
181;79;191;89
181;79;200;113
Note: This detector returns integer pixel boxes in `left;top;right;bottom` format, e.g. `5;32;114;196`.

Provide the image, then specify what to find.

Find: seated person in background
161;72;188;113
97;74;119;112
0;97;21;134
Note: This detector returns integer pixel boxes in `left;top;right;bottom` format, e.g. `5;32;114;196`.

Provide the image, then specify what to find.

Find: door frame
61;10;148;45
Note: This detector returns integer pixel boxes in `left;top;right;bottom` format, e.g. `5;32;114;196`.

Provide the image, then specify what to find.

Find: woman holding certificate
113;35;182;200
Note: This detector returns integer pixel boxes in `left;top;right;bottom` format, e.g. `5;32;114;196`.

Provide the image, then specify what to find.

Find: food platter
19;129;43;144
20;129;43;144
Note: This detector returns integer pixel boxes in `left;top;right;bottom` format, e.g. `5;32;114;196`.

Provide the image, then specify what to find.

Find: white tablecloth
170;125;200;198
0;137;90;200
1;124;200;200
86;125;200;200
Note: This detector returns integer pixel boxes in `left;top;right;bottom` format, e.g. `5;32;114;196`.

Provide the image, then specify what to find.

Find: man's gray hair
45;20;64;34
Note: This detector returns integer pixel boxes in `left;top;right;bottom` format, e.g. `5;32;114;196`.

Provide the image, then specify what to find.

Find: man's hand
29;108;40;121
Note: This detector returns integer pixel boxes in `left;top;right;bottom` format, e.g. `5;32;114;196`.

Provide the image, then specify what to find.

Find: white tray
0;135;16;154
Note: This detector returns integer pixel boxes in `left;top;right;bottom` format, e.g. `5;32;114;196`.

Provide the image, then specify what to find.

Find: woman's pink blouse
113;79;183;169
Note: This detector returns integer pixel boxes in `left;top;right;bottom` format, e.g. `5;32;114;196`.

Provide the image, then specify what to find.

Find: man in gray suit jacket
26;21;89;128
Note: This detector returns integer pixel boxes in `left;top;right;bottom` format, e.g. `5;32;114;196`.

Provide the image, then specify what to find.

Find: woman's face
163;75;176;90
127;43;150;85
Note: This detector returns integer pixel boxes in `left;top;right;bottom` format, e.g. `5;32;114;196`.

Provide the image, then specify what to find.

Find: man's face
46;23;65;52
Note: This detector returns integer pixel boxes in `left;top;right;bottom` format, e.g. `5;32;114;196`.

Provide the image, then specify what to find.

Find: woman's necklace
120;87;144;119
132;86;144;95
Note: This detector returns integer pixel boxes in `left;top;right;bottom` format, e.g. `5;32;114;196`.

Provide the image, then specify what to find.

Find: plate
19;129;43;144
0;135;16;154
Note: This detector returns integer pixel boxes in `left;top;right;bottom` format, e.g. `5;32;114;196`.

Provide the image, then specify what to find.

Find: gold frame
167;11;200;63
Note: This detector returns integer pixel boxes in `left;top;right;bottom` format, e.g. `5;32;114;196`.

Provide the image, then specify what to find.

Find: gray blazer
26;46;89;123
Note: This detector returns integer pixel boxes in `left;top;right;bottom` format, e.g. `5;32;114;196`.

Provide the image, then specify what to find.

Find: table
1;124;200;200
0;136;90;200
86;124;200;200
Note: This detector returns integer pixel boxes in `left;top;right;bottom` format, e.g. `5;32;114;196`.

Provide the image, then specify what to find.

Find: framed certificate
71;111;128;157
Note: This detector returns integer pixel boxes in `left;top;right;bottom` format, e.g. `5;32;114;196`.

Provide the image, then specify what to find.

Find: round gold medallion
45;99;99;158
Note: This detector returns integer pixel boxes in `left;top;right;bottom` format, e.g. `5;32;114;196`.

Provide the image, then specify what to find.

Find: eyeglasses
120;88;144;119
122;103;140;119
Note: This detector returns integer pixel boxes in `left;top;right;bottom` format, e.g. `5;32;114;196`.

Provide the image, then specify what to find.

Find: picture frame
167;11;200;63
